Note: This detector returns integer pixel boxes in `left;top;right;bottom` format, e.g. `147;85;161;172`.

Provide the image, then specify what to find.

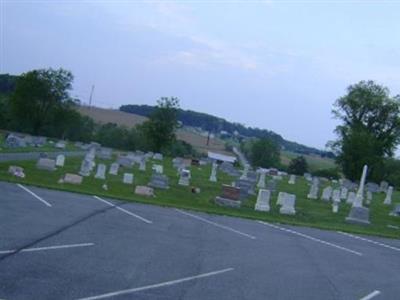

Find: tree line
0;70;194;157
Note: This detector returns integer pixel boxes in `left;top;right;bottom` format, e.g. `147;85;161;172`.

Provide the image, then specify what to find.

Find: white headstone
280;193;296;215
332;189;341;203
123;173;134;184
209;163;218;182
55;154;65;167
321;186;333;201
152;164;163;174
95;164;106;179
346;192;356;204
255;189;271;212
109;163;119;175
384;186;393;205
257;171;266;189
178;169;191;186
288;175;296;185
276;192;287;206
340;187;348;200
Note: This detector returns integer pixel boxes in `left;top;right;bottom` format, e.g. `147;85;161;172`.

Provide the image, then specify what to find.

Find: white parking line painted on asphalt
257;221;363;256
175;209;256;239
93;196;152;224
0;242;94;254
77;267;234;300
359;290;381;300
338;231;400;252
16;184;52;207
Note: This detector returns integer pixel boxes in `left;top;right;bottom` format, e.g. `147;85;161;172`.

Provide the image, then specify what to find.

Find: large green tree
288;155;308;175
331;80;400;181
10;68;74;135
142;97;180;152
249;138;281;168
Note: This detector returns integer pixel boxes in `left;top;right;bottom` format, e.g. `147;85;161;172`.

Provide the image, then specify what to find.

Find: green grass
281;150;336;171
0;132;80;153
1;156;399;239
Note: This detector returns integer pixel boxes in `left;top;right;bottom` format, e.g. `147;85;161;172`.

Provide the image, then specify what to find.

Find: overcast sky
1;0;400;150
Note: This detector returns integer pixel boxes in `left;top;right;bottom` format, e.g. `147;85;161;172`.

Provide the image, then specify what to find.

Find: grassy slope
281;150;336;171
1;156;399;239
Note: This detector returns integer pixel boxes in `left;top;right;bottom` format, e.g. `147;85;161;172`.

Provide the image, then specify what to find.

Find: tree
288;156;308;175
142;97;180;152
10;68;74;135
249;138;280;168
331;80;400;181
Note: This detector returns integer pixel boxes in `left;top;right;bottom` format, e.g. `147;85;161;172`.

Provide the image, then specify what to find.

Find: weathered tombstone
5;134;26;148
178;169;191;186
55;154;65;167
153;153;163;160
152;164;163;174
384;186;393;205
321;186;333;202
63;173;83;185
109;162;119;175
148;173;169;189
234;178;255;199
340;187;348;200
276;192;287;206
346;192;356;204
307;183;319;200
346;207;371;225
98;147;113;160
123;173;134;184
209;163;218;182
117;156;133;168
79;159;92;177
332;189;341;203
288;175;296;185
139;159;146;171
280;193;296;215
95;164;106;179
257;170;266;189
332;202;339;213
215;185;241;208
380;181;389;193
55;141;66;149
247;171;258;183
135;186;154;197
255;189;271;212
366;182;380;193
240;164;250;180
366;190;373;205
36;158;56;171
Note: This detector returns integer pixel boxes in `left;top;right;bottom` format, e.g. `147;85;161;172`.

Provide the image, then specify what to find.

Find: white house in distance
207;151;237;163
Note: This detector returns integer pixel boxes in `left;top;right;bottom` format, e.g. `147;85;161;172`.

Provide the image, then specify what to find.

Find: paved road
1;181;399;300
0;151;85;162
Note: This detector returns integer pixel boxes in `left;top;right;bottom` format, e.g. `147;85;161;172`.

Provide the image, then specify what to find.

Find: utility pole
88;85;95;109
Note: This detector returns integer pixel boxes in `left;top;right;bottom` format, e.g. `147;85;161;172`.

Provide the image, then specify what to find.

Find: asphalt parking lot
1;181;399;300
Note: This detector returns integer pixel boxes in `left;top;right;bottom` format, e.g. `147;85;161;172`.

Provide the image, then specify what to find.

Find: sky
1;0;400;150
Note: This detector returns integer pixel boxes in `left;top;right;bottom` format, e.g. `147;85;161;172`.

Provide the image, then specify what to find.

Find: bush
312;168;340;180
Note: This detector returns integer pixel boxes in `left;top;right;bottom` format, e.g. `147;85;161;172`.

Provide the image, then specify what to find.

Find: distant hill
120;104;334;158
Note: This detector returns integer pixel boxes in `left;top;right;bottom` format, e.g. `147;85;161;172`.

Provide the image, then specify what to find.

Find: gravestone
8;166;25;178
79;159;92;177
280;193;296;215
55;154;65;167
276;192;287;206
340;187;348;200
55;141;66;149
63;173;83;185
153;153;163;160
139;159;146;171
257;170;266;189
135;186;154;197
332;202;339;213
148;173;169;189
389;204;400;217
178;169;191;186
266;179;277;193
98;147;113;160
288;175;296;185
307;183;319;200
39;152;48;159
123;173;134;184
36;158;56;171
384;186;393;205
346;192;356;204
240;164;250;180
380;181;389;193
234;179;255;199
215;185;241;208
152;164;163;174
5;134;26;148
304;173;312;182
346;207;370;225
366;182;379;193
95;164;106;179
247;171;258;183
332;189;341;203
321;186;333;202
255;189;271;212
219;162;241;177
209;163;218;182
109;163;119;175
366;190;373;205
117;156;133;168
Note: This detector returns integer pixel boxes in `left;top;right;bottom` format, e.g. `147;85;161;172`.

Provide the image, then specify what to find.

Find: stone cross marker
384;186;393;205
255;189;271;212
95;164;106;180
55;155;65;167
123;173;134;184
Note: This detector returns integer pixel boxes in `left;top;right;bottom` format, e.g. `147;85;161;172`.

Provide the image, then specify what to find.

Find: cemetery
1;146;400;239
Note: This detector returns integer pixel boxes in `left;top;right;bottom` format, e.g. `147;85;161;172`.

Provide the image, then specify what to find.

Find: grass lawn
0;156;399;239
0;132;80;153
